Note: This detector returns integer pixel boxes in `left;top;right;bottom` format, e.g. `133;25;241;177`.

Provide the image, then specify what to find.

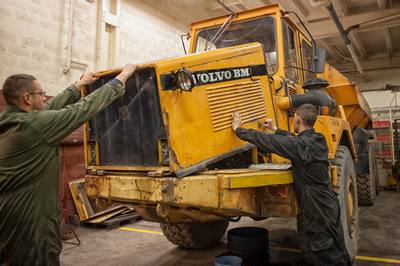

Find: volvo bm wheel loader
83;4;377;260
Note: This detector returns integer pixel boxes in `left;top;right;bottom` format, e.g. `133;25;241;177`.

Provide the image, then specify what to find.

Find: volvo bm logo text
191;67;251;86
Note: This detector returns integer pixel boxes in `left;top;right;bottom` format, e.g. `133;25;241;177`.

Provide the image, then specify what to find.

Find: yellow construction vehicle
83;4;376;260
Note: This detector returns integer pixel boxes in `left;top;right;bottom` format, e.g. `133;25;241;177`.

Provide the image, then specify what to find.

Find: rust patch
160;178;175;202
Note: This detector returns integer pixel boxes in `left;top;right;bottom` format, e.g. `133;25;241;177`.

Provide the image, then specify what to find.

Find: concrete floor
61;191;400;266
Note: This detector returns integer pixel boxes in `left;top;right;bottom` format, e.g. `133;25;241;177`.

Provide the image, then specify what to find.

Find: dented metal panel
85;169;294;217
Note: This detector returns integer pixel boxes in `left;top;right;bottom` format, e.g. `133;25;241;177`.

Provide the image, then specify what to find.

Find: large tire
334;145;359;261
160;220;229;249
357;145;376;206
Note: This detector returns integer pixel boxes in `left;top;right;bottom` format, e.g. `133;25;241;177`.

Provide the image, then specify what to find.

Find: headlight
175;69;194;92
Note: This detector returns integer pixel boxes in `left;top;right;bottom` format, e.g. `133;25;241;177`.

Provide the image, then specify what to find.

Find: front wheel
334;145;359;261
160;220;229;249
357;145;377;206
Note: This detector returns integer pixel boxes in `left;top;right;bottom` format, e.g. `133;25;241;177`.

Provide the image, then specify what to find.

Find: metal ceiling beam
383;28;394;56
293;0;310;18
377;0;386;9
348;32;367;59
207;0;243;10
330;0;370;60
207;0;270;11
242;0;272;9
280;0;309;22
307;8;400;39
335;55;400;72
323;0;365;76
328;0;367;61
331;0;349;16
316;39;331;51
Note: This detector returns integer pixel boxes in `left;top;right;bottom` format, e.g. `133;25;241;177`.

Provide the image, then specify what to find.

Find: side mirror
311;46;326;73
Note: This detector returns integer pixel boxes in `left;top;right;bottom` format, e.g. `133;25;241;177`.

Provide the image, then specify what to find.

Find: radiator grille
206;80;266;132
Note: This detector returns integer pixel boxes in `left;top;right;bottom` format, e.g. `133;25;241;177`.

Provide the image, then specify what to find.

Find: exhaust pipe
278;78;337;115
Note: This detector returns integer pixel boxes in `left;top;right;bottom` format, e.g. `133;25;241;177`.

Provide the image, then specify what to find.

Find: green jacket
0;79;124;265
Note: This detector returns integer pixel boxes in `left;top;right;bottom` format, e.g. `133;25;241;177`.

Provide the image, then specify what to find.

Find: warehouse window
195;17;278;74
282;20;299;81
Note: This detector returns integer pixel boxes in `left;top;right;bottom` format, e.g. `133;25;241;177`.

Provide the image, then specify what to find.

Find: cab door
282;19;300;85
281;19;301;129
299;35;317;83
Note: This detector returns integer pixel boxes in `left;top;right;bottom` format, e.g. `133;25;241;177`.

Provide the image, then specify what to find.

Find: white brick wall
0;0;220;96
118;0;220;65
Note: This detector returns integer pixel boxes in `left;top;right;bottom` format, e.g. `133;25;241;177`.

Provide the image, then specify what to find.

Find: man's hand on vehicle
258;118;277;132
116;64;138;85
74;72;98;90
232;111;242;132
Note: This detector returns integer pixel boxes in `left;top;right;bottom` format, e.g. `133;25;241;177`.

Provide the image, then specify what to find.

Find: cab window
301;40;316;81
195;17;278;74
282;20;299;81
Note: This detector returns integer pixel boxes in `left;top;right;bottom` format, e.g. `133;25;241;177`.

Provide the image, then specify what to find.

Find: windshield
195;16;277;74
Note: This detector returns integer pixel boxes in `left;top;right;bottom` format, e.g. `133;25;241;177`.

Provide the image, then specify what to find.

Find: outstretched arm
232;112;299;162
258;118;292;136
44;72;99;110
235;127;299;162
32;64;137;144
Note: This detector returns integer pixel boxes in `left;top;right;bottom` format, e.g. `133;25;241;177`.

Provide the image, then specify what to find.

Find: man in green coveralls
0;64;137;265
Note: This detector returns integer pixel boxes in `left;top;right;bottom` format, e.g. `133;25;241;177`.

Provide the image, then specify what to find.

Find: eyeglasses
29;90;46;96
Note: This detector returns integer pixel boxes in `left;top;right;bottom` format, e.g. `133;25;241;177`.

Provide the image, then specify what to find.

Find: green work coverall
0;79;124;265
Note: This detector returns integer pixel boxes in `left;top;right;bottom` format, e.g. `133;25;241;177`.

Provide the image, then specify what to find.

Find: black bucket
214;255;243;266
227;227;269;266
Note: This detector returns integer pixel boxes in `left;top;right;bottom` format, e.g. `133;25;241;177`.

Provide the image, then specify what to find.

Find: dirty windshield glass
195;17;277;74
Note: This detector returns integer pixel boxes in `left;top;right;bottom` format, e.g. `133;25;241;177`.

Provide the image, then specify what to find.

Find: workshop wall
0;0;217;96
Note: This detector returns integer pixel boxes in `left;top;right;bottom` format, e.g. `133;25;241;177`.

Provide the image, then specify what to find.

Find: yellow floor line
119;227;400;264
271;246;302;253
356;255;400;264
273;247;400;264
119;226;163;235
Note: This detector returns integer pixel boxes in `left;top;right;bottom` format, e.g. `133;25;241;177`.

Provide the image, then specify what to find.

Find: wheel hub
347;176;356;238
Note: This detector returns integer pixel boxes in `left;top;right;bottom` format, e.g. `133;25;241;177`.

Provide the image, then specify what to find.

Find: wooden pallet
82;212;142;230
101;213;142;229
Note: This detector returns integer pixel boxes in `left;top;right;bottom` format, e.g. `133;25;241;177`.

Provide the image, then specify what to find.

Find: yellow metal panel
314;115;356;159
220;170;293;189
219;187;258;215
85;174;220;209
323;65;372;129
325;84;358;105
207;80;266;131
85;169;295;215
85;175;162;202
87;165;169;172
155;43;269;171
314;116;347;159
172;175;220;208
